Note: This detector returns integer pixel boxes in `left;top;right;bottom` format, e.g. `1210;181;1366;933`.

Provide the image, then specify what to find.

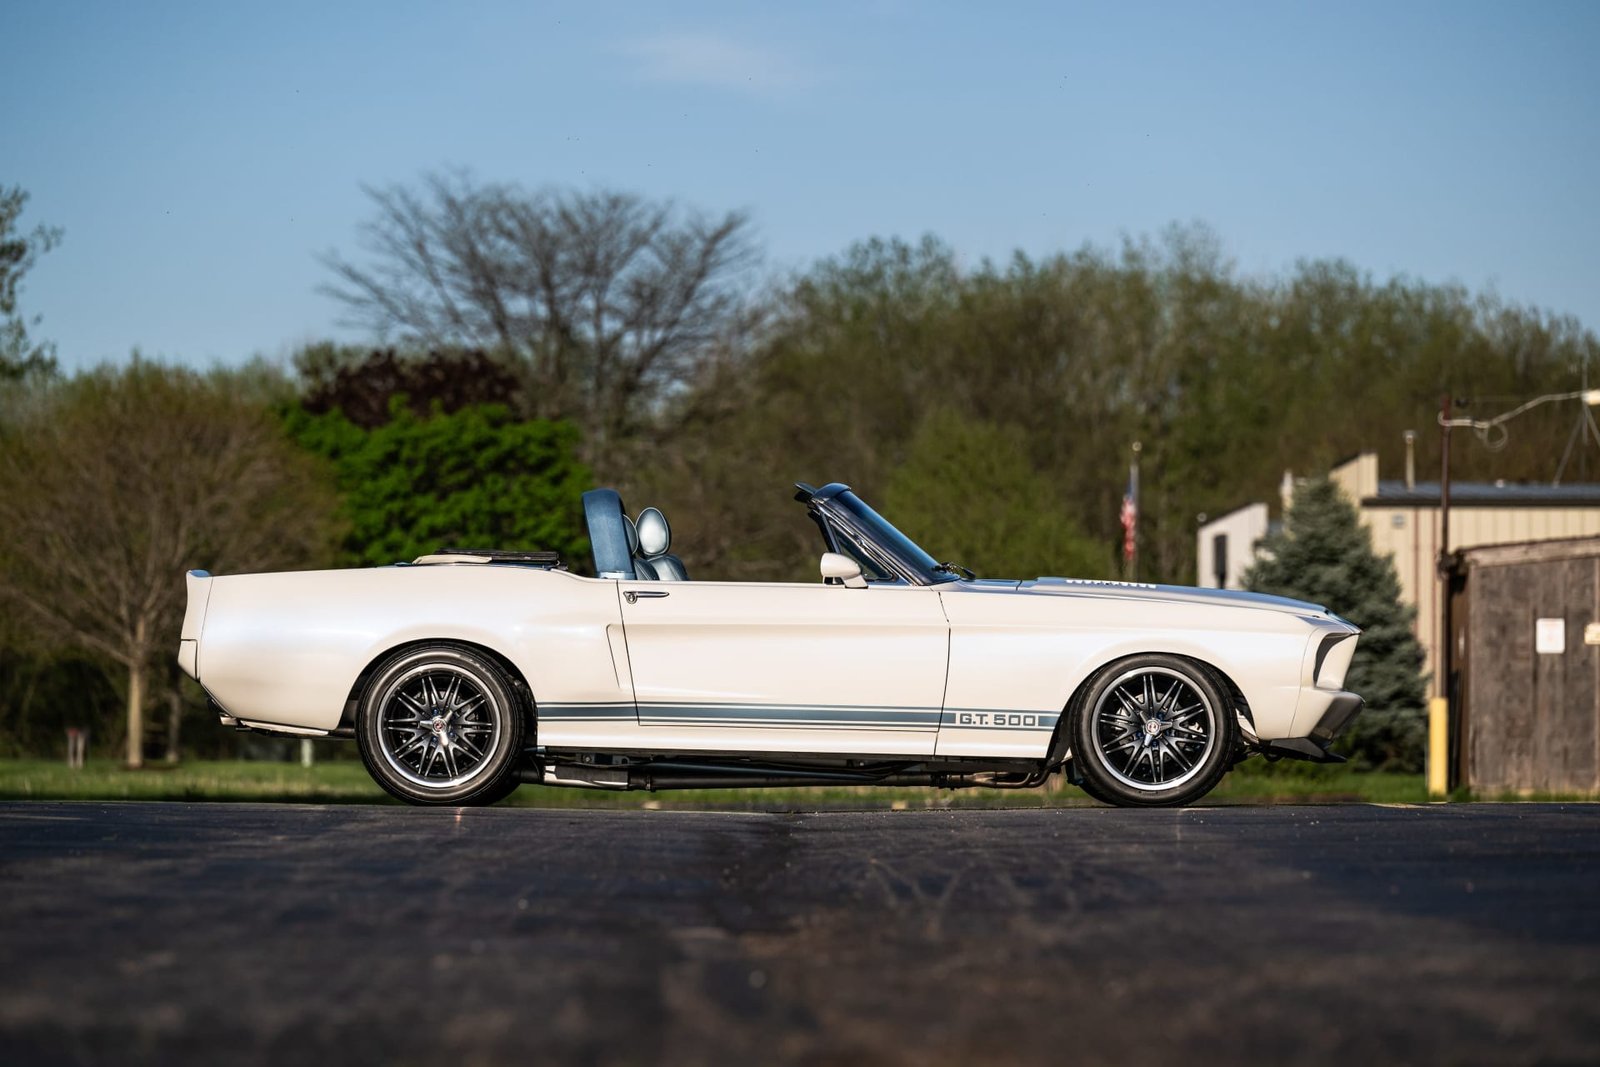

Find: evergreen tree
1244;476;1427;770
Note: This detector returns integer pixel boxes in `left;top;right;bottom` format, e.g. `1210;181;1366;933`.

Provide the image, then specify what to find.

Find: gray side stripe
641;704;941;727
538;701;1057;731
538;702;637;721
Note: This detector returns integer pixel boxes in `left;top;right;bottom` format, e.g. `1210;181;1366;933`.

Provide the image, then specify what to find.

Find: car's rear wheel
356;645;525;806
1071;655;1236;808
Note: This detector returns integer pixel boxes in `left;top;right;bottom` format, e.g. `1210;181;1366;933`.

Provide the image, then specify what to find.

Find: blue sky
5;0;1599;371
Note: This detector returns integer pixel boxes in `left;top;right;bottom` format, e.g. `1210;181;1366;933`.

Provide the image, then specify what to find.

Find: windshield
833;491;952;583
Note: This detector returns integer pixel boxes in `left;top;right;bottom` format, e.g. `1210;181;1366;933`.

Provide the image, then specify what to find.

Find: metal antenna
1553;351;1600;485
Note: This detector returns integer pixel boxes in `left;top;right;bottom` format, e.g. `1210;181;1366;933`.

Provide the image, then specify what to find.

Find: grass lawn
0;757;1432;808
0;759;390;804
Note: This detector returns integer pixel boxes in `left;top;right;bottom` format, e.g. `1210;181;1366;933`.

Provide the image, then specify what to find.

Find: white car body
179;482;1363;806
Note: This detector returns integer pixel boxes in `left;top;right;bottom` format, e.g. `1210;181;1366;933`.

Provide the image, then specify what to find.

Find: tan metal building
1195;502;1269;591
1199;451;1600;698
1330;452;1600;697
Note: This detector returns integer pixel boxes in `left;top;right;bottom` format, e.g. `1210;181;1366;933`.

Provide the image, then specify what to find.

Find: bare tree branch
321;175;759;472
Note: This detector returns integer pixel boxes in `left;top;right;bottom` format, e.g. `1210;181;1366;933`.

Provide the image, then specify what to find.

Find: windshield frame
807;484;956;586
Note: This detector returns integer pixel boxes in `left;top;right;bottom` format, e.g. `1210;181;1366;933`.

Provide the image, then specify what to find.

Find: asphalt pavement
1;800;1597;1066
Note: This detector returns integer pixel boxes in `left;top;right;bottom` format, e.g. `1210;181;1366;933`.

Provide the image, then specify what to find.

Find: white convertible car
178;482;1363;807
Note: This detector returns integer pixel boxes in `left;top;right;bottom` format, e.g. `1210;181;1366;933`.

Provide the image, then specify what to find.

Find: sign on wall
1535;617;1566;655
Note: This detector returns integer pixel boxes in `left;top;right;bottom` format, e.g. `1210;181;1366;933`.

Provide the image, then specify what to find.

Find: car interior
582;488;688;581
626;507;688;581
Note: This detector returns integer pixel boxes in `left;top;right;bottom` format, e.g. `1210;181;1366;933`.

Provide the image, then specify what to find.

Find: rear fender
178;569;212;680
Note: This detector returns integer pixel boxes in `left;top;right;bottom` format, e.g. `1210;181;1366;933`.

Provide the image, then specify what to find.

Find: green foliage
0;360;341;762
213;354;306;408
287;401;593;569
884;409;1109;578
0;185;62;380
0;650;120;760
645;225;1598;586
1245;477;1427;770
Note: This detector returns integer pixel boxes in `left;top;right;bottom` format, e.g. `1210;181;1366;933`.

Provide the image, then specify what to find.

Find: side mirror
820;552;868;589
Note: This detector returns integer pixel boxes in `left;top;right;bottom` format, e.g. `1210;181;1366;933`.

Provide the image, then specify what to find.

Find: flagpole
1130;441;1141;581
1122;441;1142;582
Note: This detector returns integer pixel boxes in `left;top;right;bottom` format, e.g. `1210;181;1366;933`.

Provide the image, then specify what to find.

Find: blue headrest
582;488;635;579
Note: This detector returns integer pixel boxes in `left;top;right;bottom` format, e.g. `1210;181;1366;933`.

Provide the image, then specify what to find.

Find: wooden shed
1449;537;1600;796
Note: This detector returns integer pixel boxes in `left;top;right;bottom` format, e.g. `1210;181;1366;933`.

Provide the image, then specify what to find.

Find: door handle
624;590;671;604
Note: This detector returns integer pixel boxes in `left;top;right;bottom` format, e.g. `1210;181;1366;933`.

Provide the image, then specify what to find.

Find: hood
1019;577;1331;618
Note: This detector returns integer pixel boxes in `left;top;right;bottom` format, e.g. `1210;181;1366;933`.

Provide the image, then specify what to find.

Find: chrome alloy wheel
1090;667;1217;792
375;664;503;790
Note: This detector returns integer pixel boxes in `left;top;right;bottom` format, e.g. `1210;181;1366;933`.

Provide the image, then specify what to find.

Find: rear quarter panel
197;566;627;732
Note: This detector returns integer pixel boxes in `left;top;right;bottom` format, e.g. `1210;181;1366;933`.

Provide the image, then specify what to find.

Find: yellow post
1427;697;1449;799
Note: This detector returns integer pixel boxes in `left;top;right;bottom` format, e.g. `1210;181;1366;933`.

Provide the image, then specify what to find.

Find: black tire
356;644;525;806
1071;654;1236;808
1071;764;1118;805
477;774;524;806
1059;690;1116;805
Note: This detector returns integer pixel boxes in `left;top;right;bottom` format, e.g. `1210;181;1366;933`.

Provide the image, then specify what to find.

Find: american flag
1120;462;1139;565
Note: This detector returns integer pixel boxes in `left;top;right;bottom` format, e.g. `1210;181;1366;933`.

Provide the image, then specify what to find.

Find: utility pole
1429;385;1600;797
1431;394;1453;797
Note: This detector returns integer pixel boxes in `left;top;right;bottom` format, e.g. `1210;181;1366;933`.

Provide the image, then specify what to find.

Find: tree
884;409;1110;579
1244;476;1427;770
0;642;120;759
286;402;593;569
298;346;523;429
321;175;759;472
0;185;62;380
0;363;340;767
627;236;975;582
648;221;1598;587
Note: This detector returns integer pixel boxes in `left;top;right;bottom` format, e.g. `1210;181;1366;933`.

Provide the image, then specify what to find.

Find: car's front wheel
1071;655;1236;808
356;644;525;806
